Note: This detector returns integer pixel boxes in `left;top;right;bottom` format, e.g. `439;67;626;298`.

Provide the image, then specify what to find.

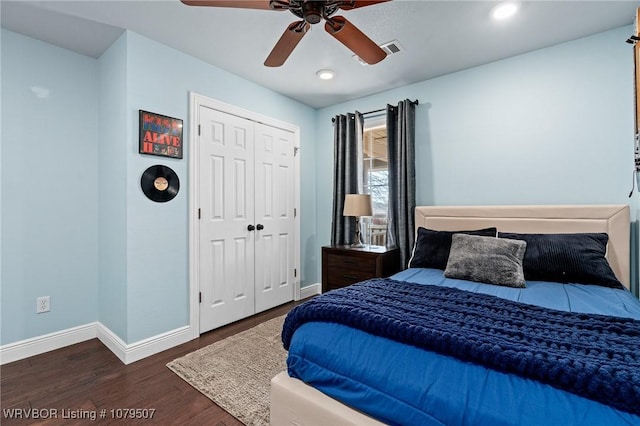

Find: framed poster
139;110;183;159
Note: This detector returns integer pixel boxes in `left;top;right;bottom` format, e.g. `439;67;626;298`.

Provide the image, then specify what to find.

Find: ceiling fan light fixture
183;0;388;67
491;2;519;20
316;69;336;80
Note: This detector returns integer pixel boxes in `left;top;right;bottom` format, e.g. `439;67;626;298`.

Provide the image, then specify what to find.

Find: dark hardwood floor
1;301;299;425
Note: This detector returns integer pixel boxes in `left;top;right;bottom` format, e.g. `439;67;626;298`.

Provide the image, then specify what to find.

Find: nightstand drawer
326;269;376;289
321;245;400;293
326;253;376;274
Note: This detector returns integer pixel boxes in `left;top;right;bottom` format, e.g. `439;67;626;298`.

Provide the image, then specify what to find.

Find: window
362;120;388;246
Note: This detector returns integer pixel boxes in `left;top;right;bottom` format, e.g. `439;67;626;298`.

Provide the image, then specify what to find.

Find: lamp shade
343;194;373;217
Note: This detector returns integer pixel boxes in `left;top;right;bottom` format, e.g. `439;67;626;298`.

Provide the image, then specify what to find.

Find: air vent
353;39;403;65
380;40;403;55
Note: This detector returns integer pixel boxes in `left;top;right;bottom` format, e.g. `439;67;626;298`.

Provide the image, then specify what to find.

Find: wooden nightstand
322;245;400;293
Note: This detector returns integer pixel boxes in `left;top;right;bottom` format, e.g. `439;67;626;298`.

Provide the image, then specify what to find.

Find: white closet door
254;123;295;313
198;105;255;332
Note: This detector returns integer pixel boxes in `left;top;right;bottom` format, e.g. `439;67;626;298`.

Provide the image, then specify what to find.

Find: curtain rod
331;99;419;123
363;99;419;116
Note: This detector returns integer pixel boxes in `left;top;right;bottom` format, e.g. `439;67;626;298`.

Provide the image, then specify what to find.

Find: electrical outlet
36;296;50;314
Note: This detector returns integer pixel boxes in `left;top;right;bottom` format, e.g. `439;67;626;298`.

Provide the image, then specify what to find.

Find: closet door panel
199;106;255;332
254;123;295;313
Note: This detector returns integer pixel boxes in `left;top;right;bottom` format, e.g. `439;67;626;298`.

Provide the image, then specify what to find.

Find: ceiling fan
180;0;390;67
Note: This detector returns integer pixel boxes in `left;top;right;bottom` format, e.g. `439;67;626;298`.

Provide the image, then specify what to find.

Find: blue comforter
284;269;640;425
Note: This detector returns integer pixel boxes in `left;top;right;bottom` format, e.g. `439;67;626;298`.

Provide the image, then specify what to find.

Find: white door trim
188;92;301;338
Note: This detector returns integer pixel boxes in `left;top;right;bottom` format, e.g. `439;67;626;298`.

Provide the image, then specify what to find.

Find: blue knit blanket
282;278;640;416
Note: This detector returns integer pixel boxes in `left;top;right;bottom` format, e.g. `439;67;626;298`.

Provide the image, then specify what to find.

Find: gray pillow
408;227;498;270
444;234;527;288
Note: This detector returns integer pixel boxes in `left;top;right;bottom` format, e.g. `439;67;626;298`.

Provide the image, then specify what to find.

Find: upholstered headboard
414;205;630;289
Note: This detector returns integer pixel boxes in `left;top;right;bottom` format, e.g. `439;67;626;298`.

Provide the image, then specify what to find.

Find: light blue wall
2;22;637;347
123;32;317;342
123;33;191;342
97;33;129;340
316;26;636;288
1;29;99;344
0;28;317;346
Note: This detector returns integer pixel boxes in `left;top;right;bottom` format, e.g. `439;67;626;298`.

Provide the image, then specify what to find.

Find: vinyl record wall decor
141;165;180;203
139;110;183;159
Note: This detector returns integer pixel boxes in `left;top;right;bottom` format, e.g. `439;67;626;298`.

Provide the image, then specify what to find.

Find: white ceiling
2;0;639;108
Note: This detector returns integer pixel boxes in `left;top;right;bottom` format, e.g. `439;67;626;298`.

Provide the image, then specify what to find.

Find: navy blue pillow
409;227;497;270
497;232;623;289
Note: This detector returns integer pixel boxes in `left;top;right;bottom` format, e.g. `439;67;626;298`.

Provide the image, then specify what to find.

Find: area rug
167;315;287;426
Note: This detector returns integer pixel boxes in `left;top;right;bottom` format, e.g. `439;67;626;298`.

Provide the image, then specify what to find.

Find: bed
270;205;640;425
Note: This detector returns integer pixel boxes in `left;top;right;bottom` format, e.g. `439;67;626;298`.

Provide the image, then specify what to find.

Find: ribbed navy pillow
409;227;497;270
497;232;623;289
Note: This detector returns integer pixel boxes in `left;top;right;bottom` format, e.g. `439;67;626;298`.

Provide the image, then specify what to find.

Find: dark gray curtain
331;112;364;245
386;100;416;267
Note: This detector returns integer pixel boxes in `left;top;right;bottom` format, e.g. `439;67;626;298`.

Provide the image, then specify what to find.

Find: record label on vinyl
141;165;179;202
153;177;169;191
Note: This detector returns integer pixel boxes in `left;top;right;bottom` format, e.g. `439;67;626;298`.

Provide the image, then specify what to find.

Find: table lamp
343;194;373;248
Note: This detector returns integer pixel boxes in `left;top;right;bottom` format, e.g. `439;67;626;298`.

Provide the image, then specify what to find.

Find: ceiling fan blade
264;21;310;67
325;16;386;65
339;0;390;10
180;0;280;10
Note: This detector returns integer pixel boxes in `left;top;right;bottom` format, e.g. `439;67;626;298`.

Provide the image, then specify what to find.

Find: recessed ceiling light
316;69;335;80
491;2;519;20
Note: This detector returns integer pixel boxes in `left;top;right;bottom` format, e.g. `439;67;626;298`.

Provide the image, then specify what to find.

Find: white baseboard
0;323;99;365
97;324;192;364
300;282;321;299
1;322;193;366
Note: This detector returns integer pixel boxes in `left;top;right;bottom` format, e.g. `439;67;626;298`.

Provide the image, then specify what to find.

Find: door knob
256;224;264;230
247;224;255;231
